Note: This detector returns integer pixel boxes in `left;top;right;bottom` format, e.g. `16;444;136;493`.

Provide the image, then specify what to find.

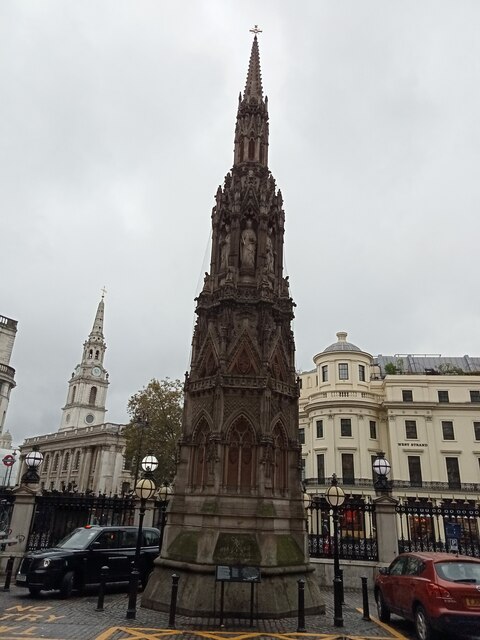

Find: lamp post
132;415;149;490
126;454;158;620
21;449;44;485
325;473;345;628
373;452;391;494
157;483;172;555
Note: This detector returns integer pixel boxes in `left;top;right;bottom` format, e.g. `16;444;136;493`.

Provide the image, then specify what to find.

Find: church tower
143;34;323;617
59;295;109;430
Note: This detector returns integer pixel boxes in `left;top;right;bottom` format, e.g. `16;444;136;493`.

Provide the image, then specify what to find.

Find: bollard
339;568;345;605
126;562;140;620
3;556;15;592
296;578;306;633
168;574;179;629
333;574;344;627
95;565;109;612
361;576;370;621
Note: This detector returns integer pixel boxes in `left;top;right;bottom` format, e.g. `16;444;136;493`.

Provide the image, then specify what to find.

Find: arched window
239;138;245;162
272;423;288;494
73;450;81;471
63;452;70;472
53;453;59;472
192;419;210;488
89;386;97;405
88;349;93;359
71;386;77;403
43;454;50;473
225;416;256;491
248;138;255;160
95;350;100;359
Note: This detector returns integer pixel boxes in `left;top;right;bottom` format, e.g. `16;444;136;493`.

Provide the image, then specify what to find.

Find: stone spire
143;32;323;619
233;34;269;167
59;295;109;431
243;35;263;102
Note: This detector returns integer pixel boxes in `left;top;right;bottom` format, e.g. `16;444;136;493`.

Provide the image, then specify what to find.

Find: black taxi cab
16;525;160;597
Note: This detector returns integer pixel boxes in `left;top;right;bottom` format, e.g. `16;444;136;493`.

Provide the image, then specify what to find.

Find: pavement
0;584;411;640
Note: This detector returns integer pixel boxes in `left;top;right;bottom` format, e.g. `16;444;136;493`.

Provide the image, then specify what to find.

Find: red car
374;551;480;640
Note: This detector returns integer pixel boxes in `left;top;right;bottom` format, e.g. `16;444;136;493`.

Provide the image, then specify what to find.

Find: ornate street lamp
126;454;157;620
21;450;44;485
157;483;172;554
325;474;345;628
373;452;391;494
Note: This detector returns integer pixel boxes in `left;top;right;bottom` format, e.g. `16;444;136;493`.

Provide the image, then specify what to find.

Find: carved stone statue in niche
240;219;257;268
220;224;231;270
266;227;275;273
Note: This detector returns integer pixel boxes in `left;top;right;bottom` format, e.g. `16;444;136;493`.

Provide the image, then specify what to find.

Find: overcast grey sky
2;1;480;445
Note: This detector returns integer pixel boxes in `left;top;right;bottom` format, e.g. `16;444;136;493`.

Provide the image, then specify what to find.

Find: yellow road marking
94;631;401;640
354;608;409;640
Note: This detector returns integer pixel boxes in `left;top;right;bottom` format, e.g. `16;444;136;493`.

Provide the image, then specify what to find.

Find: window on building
358;365;366;381
73;450;81;470
62;452;70;472
338;363;349;380
316;420;324;438
474;422;480;441
402;390;413;402
321;365;328;382
299;428;305;445
53;453;59;472
369;420;377;439
71;386;77;403
340;418;352;437
301;458;306;481
438;390;449;403
89;386;97;405
470;390;480;403
442;421;455;440
371;454;378;482
446;457;461;489
317;454;325;484
43;454;50;473
405;420;417;439
408;456;423;487
342;453;355;484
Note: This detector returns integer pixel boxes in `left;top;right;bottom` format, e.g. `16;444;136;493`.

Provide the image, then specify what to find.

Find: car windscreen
435;561;480;583
56;528;100;549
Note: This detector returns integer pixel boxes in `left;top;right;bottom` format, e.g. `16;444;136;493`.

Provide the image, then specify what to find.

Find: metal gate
307;494;378;561
396;498;480;557
27;493;136;551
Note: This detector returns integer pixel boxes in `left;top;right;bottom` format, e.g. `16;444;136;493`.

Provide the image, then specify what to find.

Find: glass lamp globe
25;450;44;469
135;477;156;501
325;480;346;508
141;455;158;473
373;454;391;477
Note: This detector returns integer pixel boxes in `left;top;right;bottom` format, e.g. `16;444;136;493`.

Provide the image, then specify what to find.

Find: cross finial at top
249;25;262;36
101;286;107;300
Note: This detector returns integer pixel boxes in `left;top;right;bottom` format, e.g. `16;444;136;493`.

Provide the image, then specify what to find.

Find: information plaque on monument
215;565;261;583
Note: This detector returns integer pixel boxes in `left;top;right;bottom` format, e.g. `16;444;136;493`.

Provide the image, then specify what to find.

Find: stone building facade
18;296;132;495
0;314;17;450
299;331;480;503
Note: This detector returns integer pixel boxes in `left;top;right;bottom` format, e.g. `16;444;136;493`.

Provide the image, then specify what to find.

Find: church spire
59;294;109;431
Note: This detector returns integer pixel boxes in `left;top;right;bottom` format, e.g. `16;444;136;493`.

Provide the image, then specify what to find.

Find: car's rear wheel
376;590;391;622
414;605;436;640
59;571;75;599
28;586;41;597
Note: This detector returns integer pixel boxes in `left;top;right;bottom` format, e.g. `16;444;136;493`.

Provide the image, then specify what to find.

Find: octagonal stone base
142;559;324;618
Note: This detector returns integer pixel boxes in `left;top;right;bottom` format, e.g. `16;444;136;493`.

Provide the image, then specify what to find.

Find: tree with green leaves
123;378;183;487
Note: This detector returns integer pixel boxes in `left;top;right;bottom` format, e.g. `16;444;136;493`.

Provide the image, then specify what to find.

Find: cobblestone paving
0;585;408;640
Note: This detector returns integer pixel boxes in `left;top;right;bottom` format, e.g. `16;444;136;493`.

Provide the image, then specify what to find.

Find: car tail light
426;582;455;602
